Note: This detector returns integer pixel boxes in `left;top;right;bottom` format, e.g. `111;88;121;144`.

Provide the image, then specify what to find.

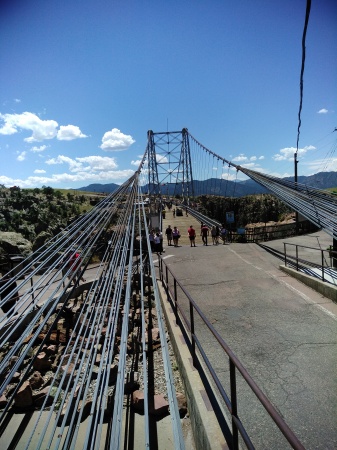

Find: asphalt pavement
160;209;337;449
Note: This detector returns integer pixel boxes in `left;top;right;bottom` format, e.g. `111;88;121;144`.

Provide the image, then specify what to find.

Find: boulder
14;381;33;408
33;352;52;371
149;394;169;416
0;394;7;409
176;392;188;417
29;371;44;389
132;390;145;413
33;386;56;407
0;232;32;259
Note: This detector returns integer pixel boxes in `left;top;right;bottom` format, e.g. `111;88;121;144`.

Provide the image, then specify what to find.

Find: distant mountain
77;183;120;193
77;171;337;197
283;171;337;189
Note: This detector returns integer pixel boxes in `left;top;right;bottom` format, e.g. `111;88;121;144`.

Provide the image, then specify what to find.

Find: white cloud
258;156;265;160
232;154;248;162
100;128;135;151
250;156;257;161
31;145;47;153
34;169;46;174
317;108;328;114
14;99;21;103
156;154;168;163
273;145;315;161
131;159;142;166
303;157;337;173
57;125;87;141
0;112;58;141
76;156;118;171
0;111;87;143
17;151;26;161
46;154;119;173
46;155;84;172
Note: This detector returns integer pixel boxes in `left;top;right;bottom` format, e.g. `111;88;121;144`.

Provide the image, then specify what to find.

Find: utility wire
296;0;312;154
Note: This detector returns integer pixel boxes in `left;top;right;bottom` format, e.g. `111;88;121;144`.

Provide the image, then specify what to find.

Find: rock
176;392;188;417
33;352;52;371
61;362;76;380
12;372;21;382
0;394;7;408
124;380;140;395
8;356;19;368
132;390;144;413
0;232;32;259
14;381;33;408
149;394;169;416
49;331;67;344
44;344;58;355
33;387;56;407
29;371;44;389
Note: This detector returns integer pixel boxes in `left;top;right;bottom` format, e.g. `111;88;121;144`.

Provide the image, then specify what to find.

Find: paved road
160;210;337;449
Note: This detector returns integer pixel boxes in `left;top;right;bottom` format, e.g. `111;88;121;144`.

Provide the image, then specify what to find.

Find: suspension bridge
0;130;336;449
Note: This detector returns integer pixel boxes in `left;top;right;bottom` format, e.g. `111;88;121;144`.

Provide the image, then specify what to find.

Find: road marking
229;247;337;321
152;255;174;263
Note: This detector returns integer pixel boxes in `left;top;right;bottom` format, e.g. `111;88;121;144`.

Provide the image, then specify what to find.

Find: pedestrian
216;225;220;245
172;208;176;218
69;251;86;284
149;230;155;252
154;232;162;255
200;224;209;246
211;226;217;245
165;225;173;246
172;226;180;247
187;225;196;247
221;226;227;244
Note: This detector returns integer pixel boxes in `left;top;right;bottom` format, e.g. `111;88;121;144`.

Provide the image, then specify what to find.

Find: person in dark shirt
165;225;173;246
200;224;209;246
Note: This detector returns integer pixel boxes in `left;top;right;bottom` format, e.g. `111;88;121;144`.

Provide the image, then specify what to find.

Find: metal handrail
158;257;305;450
284;243;337;284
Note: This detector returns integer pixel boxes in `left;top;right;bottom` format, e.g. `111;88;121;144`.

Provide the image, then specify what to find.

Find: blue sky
0;0;336;189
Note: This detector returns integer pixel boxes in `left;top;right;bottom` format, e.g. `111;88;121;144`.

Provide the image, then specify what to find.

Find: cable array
0;173;185;449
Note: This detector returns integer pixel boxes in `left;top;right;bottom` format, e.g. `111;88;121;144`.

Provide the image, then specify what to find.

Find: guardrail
284;243;337;284
158;257;305;450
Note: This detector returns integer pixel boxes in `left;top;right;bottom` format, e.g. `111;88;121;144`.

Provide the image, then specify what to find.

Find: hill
77;171;337;197
77;182;120;193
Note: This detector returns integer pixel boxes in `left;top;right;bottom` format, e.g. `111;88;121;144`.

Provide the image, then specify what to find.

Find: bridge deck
160;207;337;449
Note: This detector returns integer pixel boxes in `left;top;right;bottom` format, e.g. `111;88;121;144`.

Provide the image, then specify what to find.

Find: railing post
230;359;239;450
190;301;196;366
173;278;178;320
321;250;325;282
284;243;287;266
296;245;299;271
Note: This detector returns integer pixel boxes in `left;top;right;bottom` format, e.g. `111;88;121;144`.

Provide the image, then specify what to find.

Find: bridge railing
158;257;305;450
284;243;337;282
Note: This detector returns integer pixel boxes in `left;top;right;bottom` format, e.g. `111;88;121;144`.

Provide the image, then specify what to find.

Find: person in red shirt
187;225;196;247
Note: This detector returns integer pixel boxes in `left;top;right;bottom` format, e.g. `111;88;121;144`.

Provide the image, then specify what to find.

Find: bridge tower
146;128;194;205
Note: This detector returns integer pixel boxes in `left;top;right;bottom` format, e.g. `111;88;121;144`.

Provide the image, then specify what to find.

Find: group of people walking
164;223;228;248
